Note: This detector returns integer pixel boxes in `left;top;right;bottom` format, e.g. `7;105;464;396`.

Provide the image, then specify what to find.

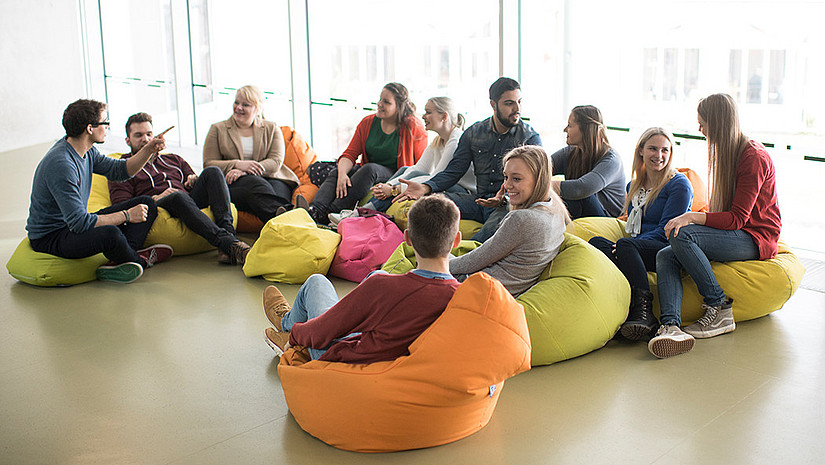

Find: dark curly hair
62;99;107;137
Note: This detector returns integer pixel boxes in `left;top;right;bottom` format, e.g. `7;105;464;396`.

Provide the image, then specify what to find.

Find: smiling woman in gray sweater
450;145;570;296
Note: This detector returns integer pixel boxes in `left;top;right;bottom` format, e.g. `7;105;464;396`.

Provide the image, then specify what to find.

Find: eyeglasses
90;121;110;127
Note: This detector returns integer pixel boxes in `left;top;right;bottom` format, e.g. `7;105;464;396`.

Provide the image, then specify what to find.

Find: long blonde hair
623;127;678;214
235;85;265;121
503;145;571;225
567;105;612;179
427;96;466;148
698;93;749;212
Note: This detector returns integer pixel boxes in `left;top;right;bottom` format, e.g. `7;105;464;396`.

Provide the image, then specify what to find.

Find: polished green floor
2;143;824;464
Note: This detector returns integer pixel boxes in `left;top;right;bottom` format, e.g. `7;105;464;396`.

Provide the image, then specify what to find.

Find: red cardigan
337;114;427;169
704;141;781;259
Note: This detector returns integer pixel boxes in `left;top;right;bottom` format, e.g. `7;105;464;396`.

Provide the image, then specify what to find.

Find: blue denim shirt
424;117;542;198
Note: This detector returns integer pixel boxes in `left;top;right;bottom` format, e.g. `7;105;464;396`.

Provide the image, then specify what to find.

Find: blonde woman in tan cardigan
203;85;301;222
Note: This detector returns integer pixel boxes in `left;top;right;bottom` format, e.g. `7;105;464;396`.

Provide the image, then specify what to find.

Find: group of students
26;77;780;361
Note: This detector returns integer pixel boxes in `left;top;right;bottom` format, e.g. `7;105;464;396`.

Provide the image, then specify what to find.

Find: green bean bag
568;217;805;323
382;233;630;366
6;238;108;287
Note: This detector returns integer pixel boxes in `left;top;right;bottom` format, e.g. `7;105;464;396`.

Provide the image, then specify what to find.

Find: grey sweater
449;201;566;296
551;145;626;217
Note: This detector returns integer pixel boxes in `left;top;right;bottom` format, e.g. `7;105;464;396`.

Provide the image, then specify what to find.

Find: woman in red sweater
648;93;782;358
305;82;427;224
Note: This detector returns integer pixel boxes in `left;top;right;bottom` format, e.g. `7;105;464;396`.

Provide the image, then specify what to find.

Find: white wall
0;0;86;153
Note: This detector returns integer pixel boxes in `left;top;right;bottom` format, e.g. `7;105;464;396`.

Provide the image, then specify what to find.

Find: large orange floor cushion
567;217;805;323
242;209;340;284
277;272;531;452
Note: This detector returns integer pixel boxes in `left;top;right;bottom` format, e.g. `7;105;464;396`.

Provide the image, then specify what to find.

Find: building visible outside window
769;50;786;104
747;49;764;103
306;0;498;159
188;0;292;145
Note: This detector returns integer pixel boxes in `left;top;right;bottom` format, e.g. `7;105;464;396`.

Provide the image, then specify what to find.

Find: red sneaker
137;244;174;268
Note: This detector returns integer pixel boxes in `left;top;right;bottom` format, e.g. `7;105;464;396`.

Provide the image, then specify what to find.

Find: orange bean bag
236;126;320;232
282;125;319;204
277;272;532;452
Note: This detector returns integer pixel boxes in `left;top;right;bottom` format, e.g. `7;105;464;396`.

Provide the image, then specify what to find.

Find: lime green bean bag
243;209;341;284
6;238;108;287
382;233;630;366
567;217;805;323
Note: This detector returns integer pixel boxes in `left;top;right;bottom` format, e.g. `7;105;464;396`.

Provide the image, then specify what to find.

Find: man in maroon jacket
263;194;462;363
108;113;250;265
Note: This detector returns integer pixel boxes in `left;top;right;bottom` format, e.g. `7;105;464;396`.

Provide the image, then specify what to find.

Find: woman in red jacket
648;93;782;358
305;82;427;224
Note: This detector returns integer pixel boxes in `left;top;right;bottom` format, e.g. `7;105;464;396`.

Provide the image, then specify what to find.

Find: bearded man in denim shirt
397;77;542;242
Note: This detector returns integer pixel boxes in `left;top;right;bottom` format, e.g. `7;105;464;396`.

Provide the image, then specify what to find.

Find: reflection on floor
2;143;824;464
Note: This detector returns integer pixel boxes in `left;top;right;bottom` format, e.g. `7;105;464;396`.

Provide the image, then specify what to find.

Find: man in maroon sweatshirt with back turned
262;194;462;363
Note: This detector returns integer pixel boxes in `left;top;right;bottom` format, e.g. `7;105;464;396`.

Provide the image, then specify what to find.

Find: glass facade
87;0;825;253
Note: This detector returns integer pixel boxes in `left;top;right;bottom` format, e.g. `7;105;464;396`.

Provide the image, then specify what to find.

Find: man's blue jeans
280;274;340;360
655;224;758;326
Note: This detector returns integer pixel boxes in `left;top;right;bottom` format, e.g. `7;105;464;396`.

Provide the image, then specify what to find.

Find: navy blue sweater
630;172;693;243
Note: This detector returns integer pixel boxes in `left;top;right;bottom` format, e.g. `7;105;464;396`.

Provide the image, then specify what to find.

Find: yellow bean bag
242;209;340;283
89;155;239;255
277;272;531;452
6;238;108;287
567;217;805;323
382;234;630;366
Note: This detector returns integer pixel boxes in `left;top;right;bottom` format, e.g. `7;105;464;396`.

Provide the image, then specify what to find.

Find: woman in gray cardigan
449;145;570;296
551;105;626;218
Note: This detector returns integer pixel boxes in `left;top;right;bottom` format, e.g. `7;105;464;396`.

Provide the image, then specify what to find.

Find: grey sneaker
96;262;144;284
648;325;695;358
683;299;735;338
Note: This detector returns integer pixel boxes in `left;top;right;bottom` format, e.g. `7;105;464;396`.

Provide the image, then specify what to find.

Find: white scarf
625;188;650;237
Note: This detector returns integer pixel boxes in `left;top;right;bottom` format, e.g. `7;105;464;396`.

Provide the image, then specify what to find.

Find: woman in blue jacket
589;128;693;341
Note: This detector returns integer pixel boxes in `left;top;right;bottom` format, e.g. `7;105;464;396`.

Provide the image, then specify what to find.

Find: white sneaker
328;209;359;226
648;325;695;358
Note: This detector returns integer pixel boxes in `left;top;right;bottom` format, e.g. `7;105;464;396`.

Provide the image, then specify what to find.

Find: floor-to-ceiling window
187;0;293;144
520;0;825;254
305;0;499;159
99;0;179;144
88;0;825;254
